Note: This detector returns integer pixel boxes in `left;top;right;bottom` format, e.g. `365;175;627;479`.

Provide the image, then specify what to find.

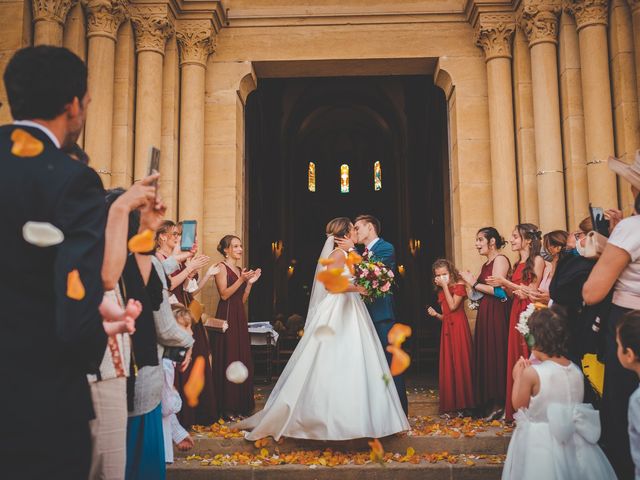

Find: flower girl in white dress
502;306;616;480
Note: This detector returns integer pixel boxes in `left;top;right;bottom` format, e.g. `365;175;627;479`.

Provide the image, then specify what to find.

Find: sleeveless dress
505;262;531;421
212;264;255;416
474;257;510;409
235;250;409;440
437;283;474;413
502;361;616;480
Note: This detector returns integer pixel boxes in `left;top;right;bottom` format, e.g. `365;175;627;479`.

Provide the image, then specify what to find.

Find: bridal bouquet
353;251;395;303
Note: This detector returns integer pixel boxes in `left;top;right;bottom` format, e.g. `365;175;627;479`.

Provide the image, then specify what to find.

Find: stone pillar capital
32;0;77;25
130;5;174;55
176;20;215;67
518;0;562;47
564;0;609;30
82;0;129;40
474;13;516;61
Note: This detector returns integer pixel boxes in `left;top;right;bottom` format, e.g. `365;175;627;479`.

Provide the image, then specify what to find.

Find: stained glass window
308;162;316;192
340;164;349;193
374;161;382;191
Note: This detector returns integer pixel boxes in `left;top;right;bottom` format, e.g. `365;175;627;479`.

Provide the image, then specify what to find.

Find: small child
427;259;474;415
502;306;615;480
616;310;640;479
162;304;195;463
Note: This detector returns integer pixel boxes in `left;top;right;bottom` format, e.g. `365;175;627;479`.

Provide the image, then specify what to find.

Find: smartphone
180;220;197;251
147;146;160;200
589;204;610;237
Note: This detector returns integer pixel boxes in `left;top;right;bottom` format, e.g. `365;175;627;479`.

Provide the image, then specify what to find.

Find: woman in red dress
460;227;511;420
213;235;261;418
487;223;544;421
427;259;474;415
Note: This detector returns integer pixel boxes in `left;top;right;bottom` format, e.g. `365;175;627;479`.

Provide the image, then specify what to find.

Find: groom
337;215;409;415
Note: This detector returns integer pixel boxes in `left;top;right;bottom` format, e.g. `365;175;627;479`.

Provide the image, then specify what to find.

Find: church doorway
245;75;450;375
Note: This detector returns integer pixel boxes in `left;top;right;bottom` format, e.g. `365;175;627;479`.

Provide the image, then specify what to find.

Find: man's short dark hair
355;214;382;235
4;46;88;120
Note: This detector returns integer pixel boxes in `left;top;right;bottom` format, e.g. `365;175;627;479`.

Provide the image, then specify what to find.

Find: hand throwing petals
67;269;86;300
226;361;249;384
127;229;155;253
184;356;206;407
11;128;44;157
22;221;64;247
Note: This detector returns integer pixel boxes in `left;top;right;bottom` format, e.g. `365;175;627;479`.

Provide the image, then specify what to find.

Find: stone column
130;5;174;181
611;0;640;215
565;0;618;207
519;0;567;231
82;0;128;187
176;20;215;227
627;1;640;111
475;14;519;237
32;0;76;46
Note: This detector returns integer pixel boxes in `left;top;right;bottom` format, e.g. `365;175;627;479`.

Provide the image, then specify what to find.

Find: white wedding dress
236;242;409;441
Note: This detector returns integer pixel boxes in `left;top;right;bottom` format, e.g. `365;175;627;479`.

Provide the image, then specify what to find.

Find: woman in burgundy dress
213;235;261;418
428;259;474;415
487;223;544;421
461;227;511;420
155;221;218;428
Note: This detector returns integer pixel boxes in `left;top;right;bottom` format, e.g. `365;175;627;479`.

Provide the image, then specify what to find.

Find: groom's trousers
374;318;409;416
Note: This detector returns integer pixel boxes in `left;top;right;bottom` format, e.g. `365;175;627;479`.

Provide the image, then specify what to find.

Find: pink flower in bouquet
381;282;391;292
372;281;379;288
388;271;394;278
374;266;381;275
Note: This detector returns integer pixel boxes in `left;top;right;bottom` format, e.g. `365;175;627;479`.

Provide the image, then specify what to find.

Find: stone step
182;422;511;457
168;456;504;480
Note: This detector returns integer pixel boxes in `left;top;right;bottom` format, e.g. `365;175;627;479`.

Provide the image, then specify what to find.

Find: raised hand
207;264;221;277
460;270;476;286
512;356;530;381
605;208;623;234
335;236;355;251
240;268;255;283
115;174;158;212
186;254;209;273
248;268;262;284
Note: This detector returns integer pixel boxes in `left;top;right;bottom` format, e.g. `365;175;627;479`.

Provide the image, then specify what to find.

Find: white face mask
576;240;586;257
436;274;450;285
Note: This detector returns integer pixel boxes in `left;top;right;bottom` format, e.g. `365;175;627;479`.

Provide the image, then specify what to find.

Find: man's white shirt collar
367;238;380;250
13;120;61;149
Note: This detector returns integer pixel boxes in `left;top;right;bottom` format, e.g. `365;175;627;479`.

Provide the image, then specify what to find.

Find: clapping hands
459;270;476;286
186;254;210;274
486;274;505;287
240;268;262;284
512;356;531;381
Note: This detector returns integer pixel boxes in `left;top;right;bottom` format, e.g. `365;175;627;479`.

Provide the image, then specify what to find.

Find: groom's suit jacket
364;238;396;323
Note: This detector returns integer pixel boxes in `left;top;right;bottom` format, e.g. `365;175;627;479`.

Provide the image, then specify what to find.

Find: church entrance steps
167;456;504;479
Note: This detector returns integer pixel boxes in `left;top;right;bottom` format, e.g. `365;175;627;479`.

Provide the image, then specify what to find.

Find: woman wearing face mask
486;224;545;422
460;227;511;420
527;231;569;306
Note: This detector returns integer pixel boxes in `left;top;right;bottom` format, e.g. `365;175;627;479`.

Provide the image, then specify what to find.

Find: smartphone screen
589;204;610;237
180;220;197;251
148;147;160;200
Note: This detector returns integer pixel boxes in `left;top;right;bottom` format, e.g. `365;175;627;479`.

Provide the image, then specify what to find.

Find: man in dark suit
0;46;108;479
337;215;409;415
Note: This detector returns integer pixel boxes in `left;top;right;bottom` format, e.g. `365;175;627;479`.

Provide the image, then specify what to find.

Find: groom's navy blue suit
364;238;409;415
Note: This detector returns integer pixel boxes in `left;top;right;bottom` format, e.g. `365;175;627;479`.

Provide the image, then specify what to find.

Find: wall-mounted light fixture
271;240;283;259
409;238;422;257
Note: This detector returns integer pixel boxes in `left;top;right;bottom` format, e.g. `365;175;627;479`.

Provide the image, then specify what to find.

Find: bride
236;217;410;441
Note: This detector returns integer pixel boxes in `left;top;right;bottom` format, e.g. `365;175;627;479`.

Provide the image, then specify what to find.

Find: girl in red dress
487;223;545;421
427;259;475;415
212;235;261;418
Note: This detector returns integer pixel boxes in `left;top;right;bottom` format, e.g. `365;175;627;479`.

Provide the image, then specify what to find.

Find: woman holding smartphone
213;235;261;418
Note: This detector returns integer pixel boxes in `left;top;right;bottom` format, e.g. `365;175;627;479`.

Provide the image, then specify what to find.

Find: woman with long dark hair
487;223;545;421
460;227;511;419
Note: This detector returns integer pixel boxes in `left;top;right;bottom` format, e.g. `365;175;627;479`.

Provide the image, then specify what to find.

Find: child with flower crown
502;306;615;480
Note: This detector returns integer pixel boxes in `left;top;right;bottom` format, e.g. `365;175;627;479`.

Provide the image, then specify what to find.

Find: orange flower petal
11;128;44;157
319;258;334;266
67;269;85;300
387;323;412;347
184;356;206;407
345;251;363;275
317;268;350;293
386;344;411;376
127;229;155;253
368;438;384;464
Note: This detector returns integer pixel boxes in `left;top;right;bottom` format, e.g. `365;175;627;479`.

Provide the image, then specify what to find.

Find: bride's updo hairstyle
325;217;352;238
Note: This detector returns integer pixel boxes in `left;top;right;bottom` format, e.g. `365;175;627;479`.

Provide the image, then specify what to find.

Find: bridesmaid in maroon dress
213;235;261;418
487;223;544;421
155;221;218;428
427;259;474;415
460;227;511;420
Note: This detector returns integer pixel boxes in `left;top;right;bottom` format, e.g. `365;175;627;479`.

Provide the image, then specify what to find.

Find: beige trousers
89;377;128;480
